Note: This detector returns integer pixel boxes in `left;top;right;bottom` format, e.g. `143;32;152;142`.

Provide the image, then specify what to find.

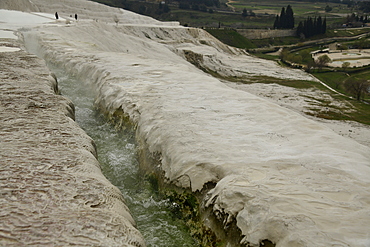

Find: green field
227;0;330;15
92;0;355;29
205;28;257;48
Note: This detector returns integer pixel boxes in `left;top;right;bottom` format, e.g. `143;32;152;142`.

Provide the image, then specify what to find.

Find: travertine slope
0;41;145;246
2;0;370;246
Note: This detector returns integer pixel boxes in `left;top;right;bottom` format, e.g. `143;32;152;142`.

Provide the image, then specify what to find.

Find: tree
179;3;190;9
159;2;170;13
354;38;369;52
317;16;323;34
316;54;331;70
344;78;370;101
273;15;280;29
291;54;303;64
163;4;170;13
280;48;289;61
301;50;312;63
200;5;208;12
322;17;327;34
358;1;370;13
305;60;315;73
296;21;304;38
285;5;294;28
325;5;333;12
280;7;286;28
204;0;213;7
296;15;326;38
342;62;350;72
242;8;248;17
273;5;294;29
305;17;314;38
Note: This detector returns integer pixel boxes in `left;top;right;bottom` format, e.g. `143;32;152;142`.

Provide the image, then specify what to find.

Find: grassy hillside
205;28;257;48
91;0;354;29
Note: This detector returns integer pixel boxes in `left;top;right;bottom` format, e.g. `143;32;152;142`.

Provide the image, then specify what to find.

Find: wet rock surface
0;41;145;246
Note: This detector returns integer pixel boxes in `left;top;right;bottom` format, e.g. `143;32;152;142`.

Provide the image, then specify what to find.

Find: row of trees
288;0;351;3
280;49;331;71
273;5;294;29
179;3;210;12
178;0;220;8
346;13;369;24
358;1;370;13
296;16;327;38
273;5;327;38
242;8;256;17
344;78;370;101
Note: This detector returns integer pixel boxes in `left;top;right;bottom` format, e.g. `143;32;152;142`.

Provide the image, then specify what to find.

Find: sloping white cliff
3;0;370;246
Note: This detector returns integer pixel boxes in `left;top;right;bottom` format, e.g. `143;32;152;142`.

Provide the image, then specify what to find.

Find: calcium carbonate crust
9;1;370;246
0;39;145;246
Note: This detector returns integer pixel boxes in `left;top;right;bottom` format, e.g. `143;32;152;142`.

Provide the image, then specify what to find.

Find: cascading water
54;70;197;247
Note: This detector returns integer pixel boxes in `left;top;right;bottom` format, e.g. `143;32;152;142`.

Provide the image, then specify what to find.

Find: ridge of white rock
2;0;370;246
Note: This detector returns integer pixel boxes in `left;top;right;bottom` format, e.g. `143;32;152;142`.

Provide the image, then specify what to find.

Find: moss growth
247;76;315;89
145;172;160;194
184;50;204;67
133;137;221;246
95;104;136;130
143;171;220;246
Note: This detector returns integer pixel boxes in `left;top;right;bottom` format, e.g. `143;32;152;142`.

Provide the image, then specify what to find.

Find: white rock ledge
0;43;145;246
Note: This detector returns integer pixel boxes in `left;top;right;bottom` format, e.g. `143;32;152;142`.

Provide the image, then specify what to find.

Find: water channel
54;70;196;247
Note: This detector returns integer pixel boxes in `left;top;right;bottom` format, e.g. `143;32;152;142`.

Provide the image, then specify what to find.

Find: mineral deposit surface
1;0;370;246
0;40;145;246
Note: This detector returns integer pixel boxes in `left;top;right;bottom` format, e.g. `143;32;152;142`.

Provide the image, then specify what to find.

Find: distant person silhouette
55;12;59;20
75;14;78;20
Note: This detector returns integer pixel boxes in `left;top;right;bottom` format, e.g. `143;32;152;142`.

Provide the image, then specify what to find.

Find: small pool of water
0;30;17;39
0;46;21;52
0;9;54;24
332;60;359;64
343;53;361;56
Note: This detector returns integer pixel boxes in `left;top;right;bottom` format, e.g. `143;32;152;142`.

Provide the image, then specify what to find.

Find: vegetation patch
143;171;221;246
237;74;370;125
134;139;221;246
96;105;135;130
205;28;256;49
247;76;316;89
165;190;221;247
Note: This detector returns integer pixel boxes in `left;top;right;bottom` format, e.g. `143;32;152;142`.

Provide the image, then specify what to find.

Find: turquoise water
55;72;196;247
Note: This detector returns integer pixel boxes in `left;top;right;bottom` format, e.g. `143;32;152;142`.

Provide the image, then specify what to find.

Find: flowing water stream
54;70;196;247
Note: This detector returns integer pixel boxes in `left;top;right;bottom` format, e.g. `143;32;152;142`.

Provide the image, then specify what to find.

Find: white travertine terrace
2;0;370;246
0;43;146;246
